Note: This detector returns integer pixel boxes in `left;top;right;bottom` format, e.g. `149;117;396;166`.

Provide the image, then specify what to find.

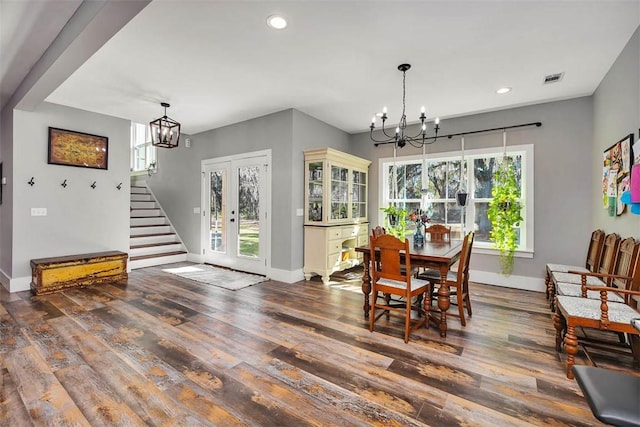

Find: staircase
129;185;188;269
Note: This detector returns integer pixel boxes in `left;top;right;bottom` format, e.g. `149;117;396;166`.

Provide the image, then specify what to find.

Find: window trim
378;143;534;255
130;122;158;176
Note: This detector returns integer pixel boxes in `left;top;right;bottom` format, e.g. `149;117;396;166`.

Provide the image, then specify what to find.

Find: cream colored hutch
303;148;371;284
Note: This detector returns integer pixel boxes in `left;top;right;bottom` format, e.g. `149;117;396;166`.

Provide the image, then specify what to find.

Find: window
130;122;157;174
379;144;534;254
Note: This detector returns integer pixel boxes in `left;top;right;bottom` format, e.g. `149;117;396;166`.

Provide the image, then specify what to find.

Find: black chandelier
150;102;181;148
369;64;440;148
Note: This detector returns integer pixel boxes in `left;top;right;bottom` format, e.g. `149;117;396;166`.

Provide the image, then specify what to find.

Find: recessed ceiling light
267;15;287;30
496;87;511;94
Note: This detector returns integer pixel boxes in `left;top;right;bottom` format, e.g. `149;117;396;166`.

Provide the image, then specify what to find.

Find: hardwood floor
1;263;637;426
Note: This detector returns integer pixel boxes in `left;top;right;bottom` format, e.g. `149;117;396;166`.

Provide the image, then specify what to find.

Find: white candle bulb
435;117;440;125
382;106;387;114
395;127;399;135
421;106;425;113
371;116;376;124
422;123;426;131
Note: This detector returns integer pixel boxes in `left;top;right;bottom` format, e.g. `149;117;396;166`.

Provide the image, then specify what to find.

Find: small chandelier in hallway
150;102;181;148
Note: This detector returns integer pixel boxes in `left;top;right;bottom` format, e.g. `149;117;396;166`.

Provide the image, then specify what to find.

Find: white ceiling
3;1;640;136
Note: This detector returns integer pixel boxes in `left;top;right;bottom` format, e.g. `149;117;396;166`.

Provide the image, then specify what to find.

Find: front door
202;150;270;275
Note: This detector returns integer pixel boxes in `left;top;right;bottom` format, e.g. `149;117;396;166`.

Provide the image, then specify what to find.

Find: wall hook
90;181;96;189
61;179;68;188
116;183;122;190
28;177;35;186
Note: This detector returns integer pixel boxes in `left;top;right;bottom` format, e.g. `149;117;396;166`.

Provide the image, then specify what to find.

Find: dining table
355;236;463;337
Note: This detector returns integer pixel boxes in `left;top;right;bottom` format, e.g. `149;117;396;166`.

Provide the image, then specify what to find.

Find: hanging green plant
487;158;523;275
380;204;407;240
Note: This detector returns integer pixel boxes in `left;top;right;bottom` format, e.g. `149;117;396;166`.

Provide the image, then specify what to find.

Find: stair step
130;233;179;246
130;241;180;249
130;250;187;261
131;216;166;227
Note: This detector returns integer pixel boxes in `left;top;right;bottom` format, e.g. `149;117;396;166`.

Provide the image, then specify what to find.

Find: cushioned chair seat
416;269;457;282
556;282;625;303
546;263;589;274
377;277;430;291
556;295;640;323
552;272;605;286
572;365;640;426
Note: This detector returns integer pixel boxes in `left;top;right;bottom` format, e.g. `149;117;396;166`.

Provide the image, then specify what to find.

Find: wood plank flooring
2;263;638;426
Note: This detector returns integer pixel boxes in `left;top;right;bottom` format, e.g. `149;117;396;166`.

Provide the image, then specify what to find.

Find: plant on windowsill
380;204;407;240
487;158;523;276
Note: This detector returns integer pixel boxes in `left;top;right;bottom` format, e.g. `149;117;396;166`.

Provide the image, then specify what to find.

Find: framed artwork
48;127;108;170
602;133;634;215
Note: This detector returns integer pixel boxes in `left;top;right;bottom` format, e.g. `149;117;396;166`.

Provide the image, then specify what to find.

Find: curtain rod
373;121;542;147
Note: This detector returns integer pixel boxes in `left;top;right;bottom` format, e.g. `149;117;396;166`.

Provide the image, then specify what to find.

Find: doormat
162;264;266;291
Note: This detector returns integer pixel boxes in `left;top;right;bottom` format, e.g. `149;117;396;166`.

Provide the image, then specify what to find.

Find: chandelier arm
369;130;396;144
380;121;398;140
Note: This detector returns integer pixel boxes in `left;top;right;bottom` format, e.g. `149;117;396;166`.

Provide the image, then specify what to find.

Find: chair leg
457;287;466;327
423;289;430;330
544;270;550;300
564;325;579;379
369;291;376;332
404;299;411;343
553;311;565;352
463;279;472;317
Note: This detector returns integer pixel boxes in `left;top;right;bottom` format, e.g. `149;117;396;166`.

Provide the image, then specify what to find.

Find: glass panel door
203;153;269;275
308;161;323;222
330;165;348;220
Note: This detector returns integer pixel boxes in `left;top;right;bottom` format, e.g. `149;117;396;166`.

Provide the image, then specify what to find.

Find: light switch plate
296;208;304;216
31;208;47;216
193;207;201;214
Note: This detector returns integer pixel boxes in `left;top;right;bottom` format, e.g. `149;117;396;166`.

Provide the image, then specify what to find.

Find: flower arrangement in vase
409;210;430;247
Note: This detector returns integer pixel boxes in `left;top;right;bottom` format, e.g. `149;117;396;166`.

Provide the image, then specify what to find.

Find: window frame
130;122;157;176
378;144;534;257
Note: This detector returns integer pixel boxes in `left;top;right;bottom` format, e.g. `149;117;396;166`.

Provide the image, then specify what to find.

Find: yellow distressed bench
30;251;128;295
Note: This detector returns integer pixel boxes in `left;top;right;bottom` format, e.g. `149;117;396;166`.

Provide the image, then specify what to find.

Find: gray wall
10;102;131;283
0;107;14;279
350;97;595;279
592;25;639;237
143;108;350;273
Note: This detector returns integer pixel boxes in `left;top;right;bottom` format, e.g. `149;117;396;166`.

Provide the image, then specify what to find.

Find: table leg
362;253;371;318
437;266;450;337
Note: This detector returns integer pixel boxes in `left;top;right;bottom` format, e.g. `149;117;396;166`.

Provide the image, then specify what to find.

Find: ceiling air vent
543;72;564;84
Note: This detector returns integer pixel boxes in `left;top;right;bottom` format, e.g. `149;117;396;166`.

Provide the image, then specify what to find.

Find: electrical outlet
31;208;47;216
296;208;304;216
193;207;201;214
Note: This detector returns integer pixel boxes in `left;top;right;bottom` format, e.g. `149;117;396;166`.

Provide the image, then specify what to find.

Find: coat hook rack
116;183;122;190
28;177;35;186
61;179;68;188
90;181;96;189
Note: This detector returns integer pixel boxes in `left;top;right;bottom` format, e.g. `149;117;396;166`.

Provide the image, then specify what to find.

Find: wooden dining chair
554;285;640;379
371;226;386;238
545;229;605;300
424;224;451;242
369;233;430;343
549;232;620;310
418;231;475;327
555;237;638;303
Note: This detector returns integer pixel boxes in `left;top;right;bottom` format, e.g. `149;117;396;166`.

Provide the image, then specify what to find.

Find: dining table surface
355;236;463;337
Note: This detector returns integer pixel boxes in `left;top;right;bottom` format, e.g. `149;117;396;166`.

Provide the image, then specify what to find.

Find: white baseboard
187;253;204;264
269;267;304;284
9;275;31;293
470;269;545;293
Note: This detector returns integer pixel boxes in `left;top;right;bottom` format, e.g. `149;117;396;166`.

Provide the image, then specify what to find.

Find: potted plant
487;159;523;275
380;204;407;240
